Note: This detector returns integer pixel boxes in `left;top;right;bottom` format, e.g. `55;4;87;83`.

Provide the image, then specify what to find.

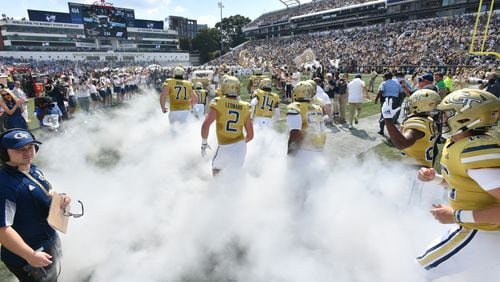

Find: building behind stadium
0;1;206;65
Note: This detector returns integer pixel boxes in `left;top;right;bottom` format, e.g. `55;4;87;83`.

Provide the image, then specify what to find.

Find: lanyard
21;171;52;197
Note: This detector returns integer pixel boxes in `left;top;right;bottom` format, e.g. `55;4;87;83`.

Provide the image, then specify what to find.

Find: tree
215;15;251;49
179;37;191;51
192;28;221;64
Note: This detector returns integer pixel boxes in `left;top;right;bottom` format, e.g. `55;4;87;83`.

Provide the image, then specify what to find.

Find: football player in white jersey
417;89;500;280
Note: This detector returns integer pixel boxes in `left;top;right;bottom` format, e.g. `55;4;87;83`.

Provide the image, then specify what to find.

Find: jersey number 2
225;110;240;132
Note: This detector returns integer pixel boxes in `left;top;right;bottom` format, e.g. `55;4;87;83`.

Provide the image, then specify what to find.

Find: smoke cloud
27;92;491;282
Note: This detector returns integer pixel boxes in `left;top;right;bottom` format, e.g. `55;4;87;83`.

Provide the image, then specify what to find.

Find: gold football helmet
259;78;272;91
438;88;499;138
306;80;317;95
173;66;185;78
293;81;314;102
406;89;441;117
254;68;263;75
195;82;203;89
221;76;241;97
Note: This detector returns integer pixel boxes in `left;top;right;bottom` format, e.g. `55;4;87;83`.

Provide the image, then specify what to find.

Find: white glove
201;140;211;157
381;99;400;119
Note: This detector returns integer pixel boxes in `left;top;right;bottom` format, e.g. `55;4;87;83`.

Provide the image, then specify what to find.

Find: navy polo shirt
0;164;56;266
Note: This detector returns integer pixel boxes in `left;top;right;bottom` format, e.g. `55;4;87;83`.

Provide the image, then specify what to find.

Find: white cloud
36;92;453;282
173;5;185;14
197;14;219;28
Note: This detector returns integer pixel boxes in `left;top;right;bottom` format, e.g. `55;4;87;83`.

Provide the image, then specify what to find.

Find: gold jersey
163;78;193;111
215;88;223;97
400;116;439;167
210;96;251;145
287;102;326;151
194;89;208;105
253;89;279;118
249;75;268;93
312;96;325;109
441;134;500;231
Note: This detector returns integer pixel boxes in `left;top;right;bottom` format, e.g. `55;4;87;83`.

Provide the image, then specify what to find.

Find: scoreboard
68;2;135;38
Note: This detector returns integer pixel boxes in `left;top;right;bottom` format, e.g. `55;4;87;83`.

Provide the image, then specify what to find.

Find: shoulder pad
287;103;301;114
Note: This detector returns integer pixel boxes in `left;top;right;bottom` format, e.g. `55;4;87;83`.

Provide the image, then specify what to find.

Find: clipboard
21;172;69;234
47;193;69;234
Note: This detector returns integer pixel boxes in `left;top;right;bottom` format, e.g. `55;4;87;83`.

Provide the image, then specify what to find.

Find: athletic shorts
192;104;205;119
253;116;274;129
417;226;500;280
168;110;192;124
212;140;247;170
90;93;99;101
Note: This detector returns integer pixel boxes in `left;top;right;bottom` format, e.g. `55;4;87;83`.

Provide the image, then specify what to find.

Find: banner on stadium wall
28;10;72;23
134;19;164;30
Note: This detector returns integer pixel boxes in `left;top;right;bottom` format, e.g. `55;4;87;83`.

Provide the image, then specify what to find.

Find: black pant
285;83;293;99
5;237;61;282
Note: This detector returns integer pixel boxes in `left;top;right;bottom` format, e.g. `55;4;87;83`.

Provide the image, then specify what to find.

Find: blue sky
3;0;312;27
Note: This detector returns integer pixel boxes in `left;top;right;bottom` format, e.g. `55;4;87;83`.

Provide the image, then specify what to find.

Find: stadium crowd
247;0;371;27
214;14;499;76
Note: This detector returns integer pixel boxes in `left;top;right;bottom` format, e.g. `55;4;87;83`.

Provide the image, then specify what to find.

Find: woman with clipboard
0;128;75;282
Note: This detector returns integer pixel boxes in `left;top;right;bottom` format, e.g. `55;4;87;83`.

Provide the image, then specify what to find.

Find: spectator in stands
434;72;447;98
12;81;28;122
479;71;500;98
0;89;27;130
444;72;453;94
416;73;437;92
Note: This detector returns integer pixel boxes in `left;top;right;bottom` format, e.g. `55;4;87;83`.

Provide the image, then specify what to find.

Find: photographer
0;129;71;281
44;79;68;120
479;72;500;98
35;96;61;131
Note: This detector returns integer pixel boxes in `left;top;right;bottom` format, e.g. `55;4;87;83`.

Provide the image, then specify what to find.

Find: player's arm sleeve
287;113;302;131
467;168;500;191
273;108;281;121
250;97;258;107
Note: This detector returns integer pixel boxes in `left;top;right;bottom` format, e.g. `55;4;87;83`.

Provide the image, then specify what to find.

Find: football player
417;89;500;280
215;74;230;98
193;82;208;119
382;89;441;205
246;68;268;97
201;76;254;176
159;66;198;123
382;89;441;168
287;81;327;156
250;78;280;129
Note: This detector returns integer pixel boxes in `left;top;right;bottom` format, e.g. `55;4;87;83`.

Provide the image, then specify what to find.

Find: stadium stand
246;0;371;28
212;13;499;73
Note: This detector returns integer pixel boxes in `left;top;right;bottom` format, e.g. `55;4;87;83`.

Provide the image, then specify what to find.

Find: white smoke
25;91;492;282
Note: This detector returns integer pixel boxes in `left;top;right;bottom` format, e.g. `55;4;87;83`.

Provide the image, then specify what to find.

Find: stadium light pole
218;1;224;55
